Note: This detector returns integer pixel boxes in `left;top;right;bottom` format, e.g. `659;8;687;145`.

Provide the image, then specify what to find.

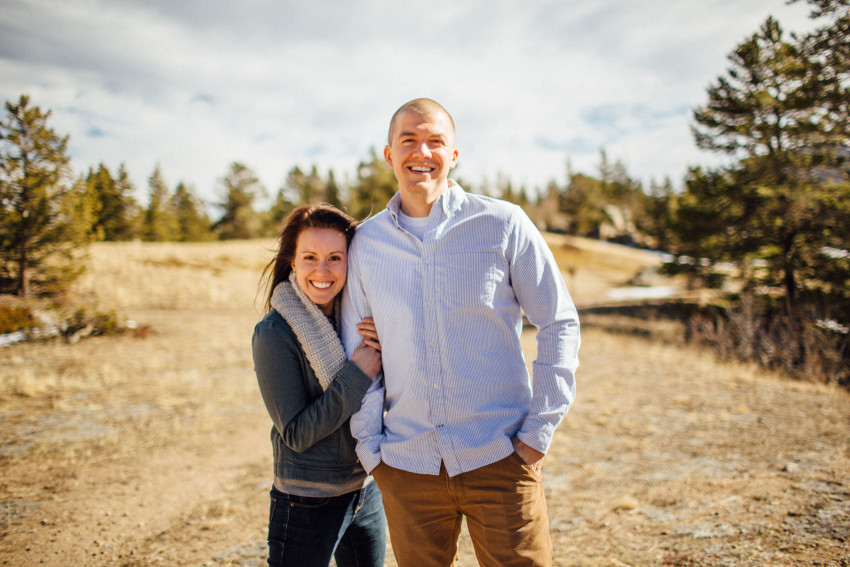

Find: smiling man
342;98;580;567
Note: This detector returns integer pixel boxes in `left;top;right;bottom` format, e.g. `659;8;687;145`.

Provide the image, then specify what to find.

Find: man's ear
383;145;393;168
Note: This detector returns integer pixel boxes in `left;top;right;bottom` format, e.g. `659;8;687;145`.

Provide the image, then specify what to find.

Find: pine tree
266;187;297;234
115;165;142;240
86;163;139;241
0;95;91;296
172;182;213;241
560;173;607;238
324;169;343;209
285;164;339;207
213;162;266;240
142;165;177;241
347;148;398;220
642;178;676;251
690;15;849;313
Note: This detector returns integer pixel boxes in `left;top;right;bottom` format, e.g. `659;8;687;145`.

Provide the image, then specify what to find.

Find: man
342;98;579;567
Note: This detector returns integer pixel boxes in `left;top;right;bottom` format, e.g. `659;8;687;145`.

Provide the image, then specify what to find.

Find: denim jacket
252;309;374;496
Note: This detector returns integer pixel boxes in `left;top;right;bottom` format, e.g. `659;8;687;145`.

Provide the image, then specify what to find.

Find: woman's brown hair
260;204;358;312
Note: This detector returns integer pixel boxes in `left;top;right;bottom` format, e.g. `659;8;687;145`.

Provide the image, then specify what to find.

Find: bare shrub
687;295;849;387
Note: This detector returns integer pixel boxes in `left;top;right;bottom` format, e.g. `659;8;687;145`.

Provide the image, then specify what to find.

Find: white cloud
0;0;817;205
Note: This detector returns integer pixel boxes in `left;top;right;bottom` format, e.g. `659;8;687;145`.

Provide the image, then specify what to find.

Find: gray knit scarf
270;271;346;391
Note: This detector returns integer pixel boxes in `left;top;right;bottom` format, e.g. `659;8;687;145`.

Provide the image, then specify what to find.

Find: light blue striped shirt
342;182;579;477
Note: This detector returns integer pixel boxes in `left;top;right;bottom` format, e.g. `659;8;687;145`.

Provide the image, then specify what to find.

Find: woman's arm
253;316;374;453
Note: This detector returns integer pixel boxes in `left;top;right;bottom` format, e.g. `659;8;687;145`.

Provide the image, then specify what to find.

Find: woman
253;204;385;567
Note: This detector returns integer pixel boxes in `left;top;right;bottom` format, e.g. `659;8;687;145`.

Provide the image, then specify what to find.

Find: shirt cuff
517;422;557;455
356;443;383;474
350;384;385;473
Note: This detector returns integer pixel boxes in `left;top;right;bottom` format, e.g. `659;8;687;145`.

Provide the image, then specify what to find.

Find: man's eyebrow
397;129;448;139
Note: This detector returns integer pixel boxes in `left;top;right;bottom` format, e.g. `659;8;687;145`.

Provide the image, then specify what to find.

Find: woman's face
291;227;348;315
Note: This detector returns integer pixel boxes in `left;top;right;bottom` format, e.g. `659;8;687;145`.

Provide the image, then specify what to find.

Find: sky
0;0;820;206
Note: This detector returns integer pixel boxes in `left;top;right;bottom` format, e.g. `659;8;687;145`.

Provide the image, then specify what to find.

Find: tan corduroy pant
372;453;552;567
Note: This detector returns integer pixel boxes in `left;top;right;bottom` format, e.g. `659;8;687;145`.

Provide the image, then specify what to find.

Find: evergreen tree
324;169;343;209
347;148;398;220
213;161;266;240
142;165;177;241
690;15;849;313
642;177;676;251
560;172;607;237
796;0;849;165
304;165;324;205
172;182;214;241
0;95;91;296
85;163;139;241
285;165;309;206
284;164;341;207
266;186;297;235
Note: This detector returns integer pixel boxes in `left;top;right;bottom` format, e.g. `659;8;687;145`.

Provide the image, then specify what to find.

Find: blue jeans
267;481;386;567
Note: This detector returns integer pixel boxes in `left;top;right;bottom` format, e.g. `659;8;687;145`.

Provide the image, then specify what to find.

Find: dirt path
544;326;849;566
2;316;849;566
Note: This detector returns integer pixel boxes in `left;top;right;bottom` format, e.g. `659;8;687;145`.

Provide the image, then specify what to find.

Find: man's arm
507;209;580;457
341;235;385;472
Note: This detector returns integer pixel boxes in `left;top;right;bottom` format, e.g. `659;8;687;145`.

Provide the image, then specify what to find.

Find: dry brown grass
2;237;847;567
0;240;275;489
543;234;674;306
71;239;278;312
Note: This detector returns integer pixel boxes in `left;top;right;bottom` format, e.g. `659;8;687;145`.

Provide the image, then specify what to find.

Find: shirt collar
386;180;464;228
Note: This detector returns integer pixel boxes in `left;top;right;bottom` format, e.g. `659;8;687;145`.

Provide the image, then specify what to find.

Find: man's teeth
312;281;332;289
411;167;432;172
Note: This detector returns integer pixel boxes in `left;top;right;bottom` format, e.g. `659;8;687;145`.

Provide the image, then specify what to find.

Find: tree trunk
783;231;797;318
17;243;29;297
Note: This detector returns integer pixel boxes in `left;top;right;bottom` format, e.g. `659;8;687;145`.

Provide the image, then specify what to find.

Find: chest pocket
440;252;501;308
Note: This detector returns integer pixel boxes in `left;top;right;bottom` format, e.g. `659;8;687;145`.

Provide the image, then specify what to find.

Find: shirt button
433;383;440;389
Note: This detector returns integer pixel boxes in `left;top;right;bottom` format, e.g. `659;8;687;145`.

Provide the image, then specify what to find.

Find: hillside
0;238;847;566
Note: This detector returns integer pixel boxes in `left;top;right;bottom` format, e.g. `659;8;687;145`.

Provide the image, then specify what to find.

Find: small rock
613;496;639;512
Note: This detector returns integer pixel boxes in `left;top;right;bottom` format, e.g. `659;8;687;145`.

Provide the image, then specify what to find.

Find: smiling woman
252;204;387;567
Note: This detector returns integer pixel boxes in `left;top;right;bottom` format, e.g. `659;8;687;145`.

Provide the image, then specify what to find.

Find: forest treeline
1;0;848;384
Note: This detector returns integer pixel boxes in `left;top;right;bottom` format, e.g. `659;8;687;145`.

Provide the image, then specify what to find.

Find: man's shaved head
387;98;456;145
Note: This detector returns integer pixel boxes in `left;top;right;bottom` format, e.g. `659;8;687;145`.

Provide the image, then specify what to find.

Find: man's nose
412;141;431;157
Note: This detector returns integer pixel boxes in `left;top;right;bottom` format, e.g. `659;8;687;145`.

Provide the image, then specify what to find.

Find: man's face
384;110;458;210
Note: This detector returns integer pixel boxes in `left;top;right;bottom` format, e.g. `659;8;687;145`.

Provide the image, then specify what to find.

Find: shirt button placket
423;244;447;450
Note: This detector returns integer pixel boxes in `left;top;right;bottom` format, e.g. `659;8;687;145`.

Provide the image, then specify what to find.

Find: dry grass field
1;237;848;566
